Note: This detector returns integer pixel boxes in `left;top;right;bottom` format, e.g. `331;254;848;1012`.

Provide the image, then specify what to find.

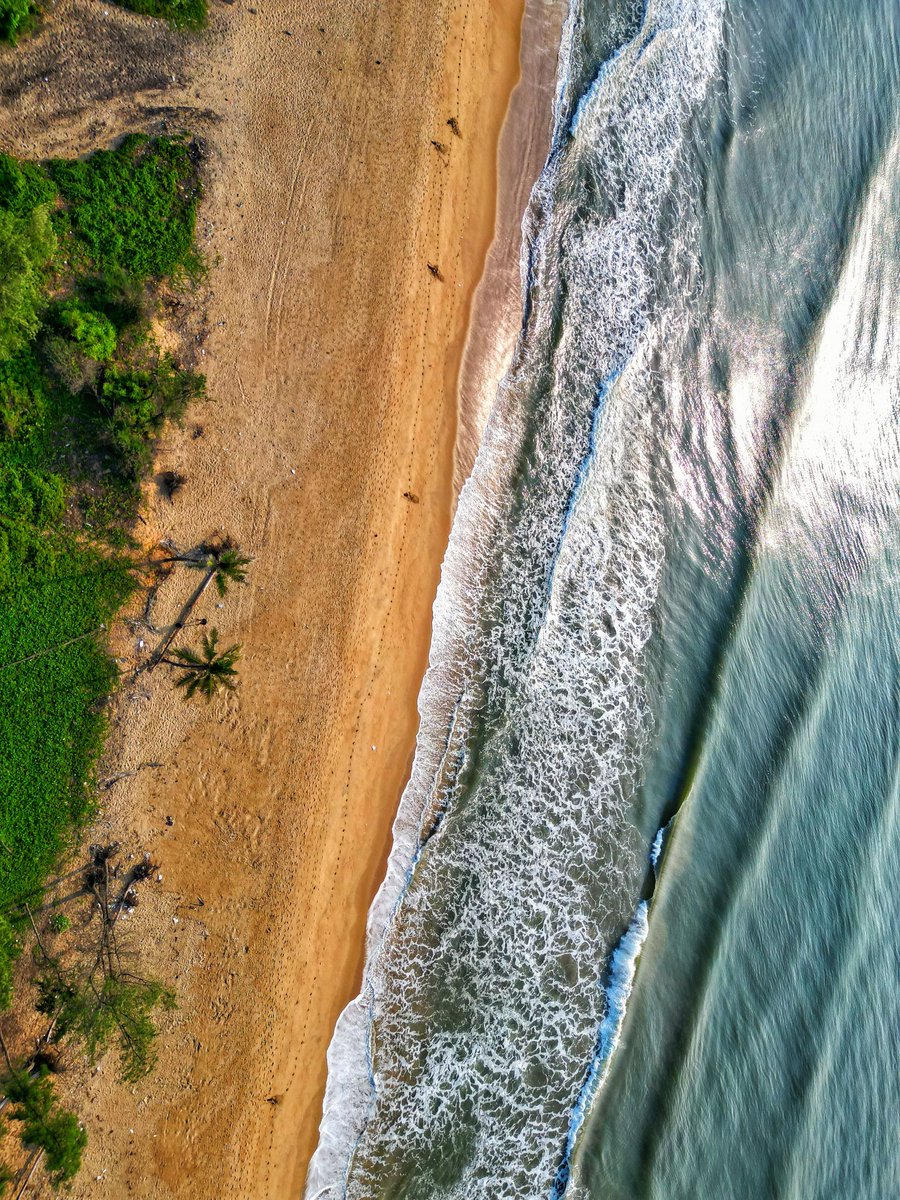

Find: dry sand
2;0;541;1196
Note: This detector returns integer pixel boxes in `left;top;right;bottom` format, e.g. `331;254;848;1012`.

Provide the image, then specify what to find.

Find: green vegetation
0;205;56;358
1;0;206;46
4;1069;86;1184
113;0;207;30
0;136;205;1187
101;353;204;477
0;0;37;44
56;299;118;362
164;541;252;596
50;135;202;280
0;135;203;922
0;156;56;219
35;844;176;1084
39;971;177;1083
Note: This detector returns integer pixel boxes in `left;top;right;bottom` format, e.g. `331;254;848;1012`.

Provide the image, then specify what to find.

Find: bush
48;912;70;934
50;136;202;280
0;206;56;359
113;0;206;28
0;463;66;588
81;268;150;331
0;351;48;439
41;333;99;395
0;916;19;1010
56;300;117;361
4;1070;86;1183
100;356;204;476
0;0;37;44
0;536;131;901
37;970;176;1083
0;462;64;529
0;155;56;218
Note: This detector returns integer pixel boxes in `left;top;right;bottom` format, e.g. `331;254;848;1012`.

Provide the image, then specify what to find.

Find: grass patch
0;537;132;908
112;0;207;29
1;0;206;46
50;135;203;281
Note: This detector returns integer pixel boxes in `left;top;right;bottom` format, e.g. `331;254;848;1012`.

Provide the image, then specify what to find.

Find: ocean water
306;1;900;1197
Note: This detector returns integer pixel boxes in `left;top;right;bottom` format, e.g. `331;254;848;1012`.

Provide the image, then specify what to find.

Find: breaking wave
305;1;726;1196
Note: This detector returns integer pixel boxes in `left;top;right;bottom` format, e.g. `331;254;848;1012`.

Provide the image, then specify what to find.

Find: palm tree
157;541;252;597
148;541;251;670
179;544;251;598
162;629;241;702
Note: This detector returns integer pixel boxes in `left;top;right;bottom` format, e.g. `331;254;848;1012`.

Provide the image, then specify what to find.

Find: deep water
306;1;900;1197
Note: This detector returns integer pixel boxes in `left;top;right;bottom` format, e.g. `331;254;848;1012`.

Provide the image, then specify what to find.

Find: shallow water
306;1;900;1196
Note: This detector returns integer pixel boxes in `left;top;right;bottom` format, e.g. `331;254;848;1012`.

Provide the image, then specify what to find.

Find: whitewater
307;0;900;1196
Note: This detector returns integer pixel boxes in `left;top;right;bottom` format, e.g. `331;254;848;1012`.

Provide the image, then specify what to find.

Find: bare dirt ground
1;0;524;1194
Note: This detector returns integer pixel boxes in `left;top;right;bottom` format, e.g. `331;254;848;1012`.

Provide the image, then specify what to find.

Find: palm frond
165;628;242;702
214;550;252;597
170;646;205;667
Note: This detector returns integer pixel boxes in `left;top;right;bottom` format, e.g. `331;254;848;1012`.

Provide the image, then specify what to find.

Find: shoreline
3;0;528;1195
455;0;568;492
306;0;568;1186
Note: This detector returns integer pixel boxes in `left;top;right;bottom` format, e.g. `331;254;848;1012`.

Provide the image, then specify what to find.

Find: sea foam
305;2;725;1196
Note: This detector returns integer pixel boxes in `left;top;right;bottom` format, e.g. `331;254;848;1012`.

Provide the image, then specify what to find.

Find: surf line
550;810;675;1199
550;898;651;1199
543;362;627;606
566;0;651;138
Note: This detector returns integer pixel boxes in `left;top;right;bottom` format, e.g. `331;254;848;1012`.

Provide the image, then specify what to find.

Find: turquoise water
306;1;900;1196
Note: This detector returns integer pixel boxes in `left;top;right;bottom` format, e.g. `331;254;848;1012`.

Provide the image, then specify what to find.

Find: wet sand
455;0;568;491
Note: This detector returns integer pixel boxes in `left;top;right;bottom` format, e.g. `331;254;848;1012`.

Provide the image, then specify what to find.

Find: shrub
4;1070;86;1183
0;206;56;359
81;268;150;331
100;356;204;475
0;463;64;529
0;0;36;44
0;540;131;910
0;155;56;218
48;912;70;934
0;463;66;588
41;333;99;395
56;299;117;361
0;916;19;1009
37;971;176;1083
113;0;206;28
50;136;202;280
0;351;48;439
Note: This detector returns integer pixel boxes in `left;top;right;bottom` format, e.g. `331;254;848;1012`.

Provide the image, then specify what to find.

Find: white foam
305;2;725;1196
552;899;650;1200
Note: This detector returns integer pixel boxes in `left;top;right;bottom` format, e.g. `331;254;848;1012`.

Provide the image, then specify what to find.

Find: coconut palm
162;628;241;701
158;540;252;597
148;541;251;670
183;544;251;597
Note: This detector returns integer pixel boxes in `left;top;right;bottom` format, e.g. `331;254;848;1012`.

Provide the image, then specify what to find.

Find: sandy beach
2;0;534;1195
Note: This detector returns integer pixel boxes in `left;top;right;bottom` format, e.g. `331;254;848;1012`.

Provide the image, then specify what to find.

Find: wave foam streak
306;2;725;1196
